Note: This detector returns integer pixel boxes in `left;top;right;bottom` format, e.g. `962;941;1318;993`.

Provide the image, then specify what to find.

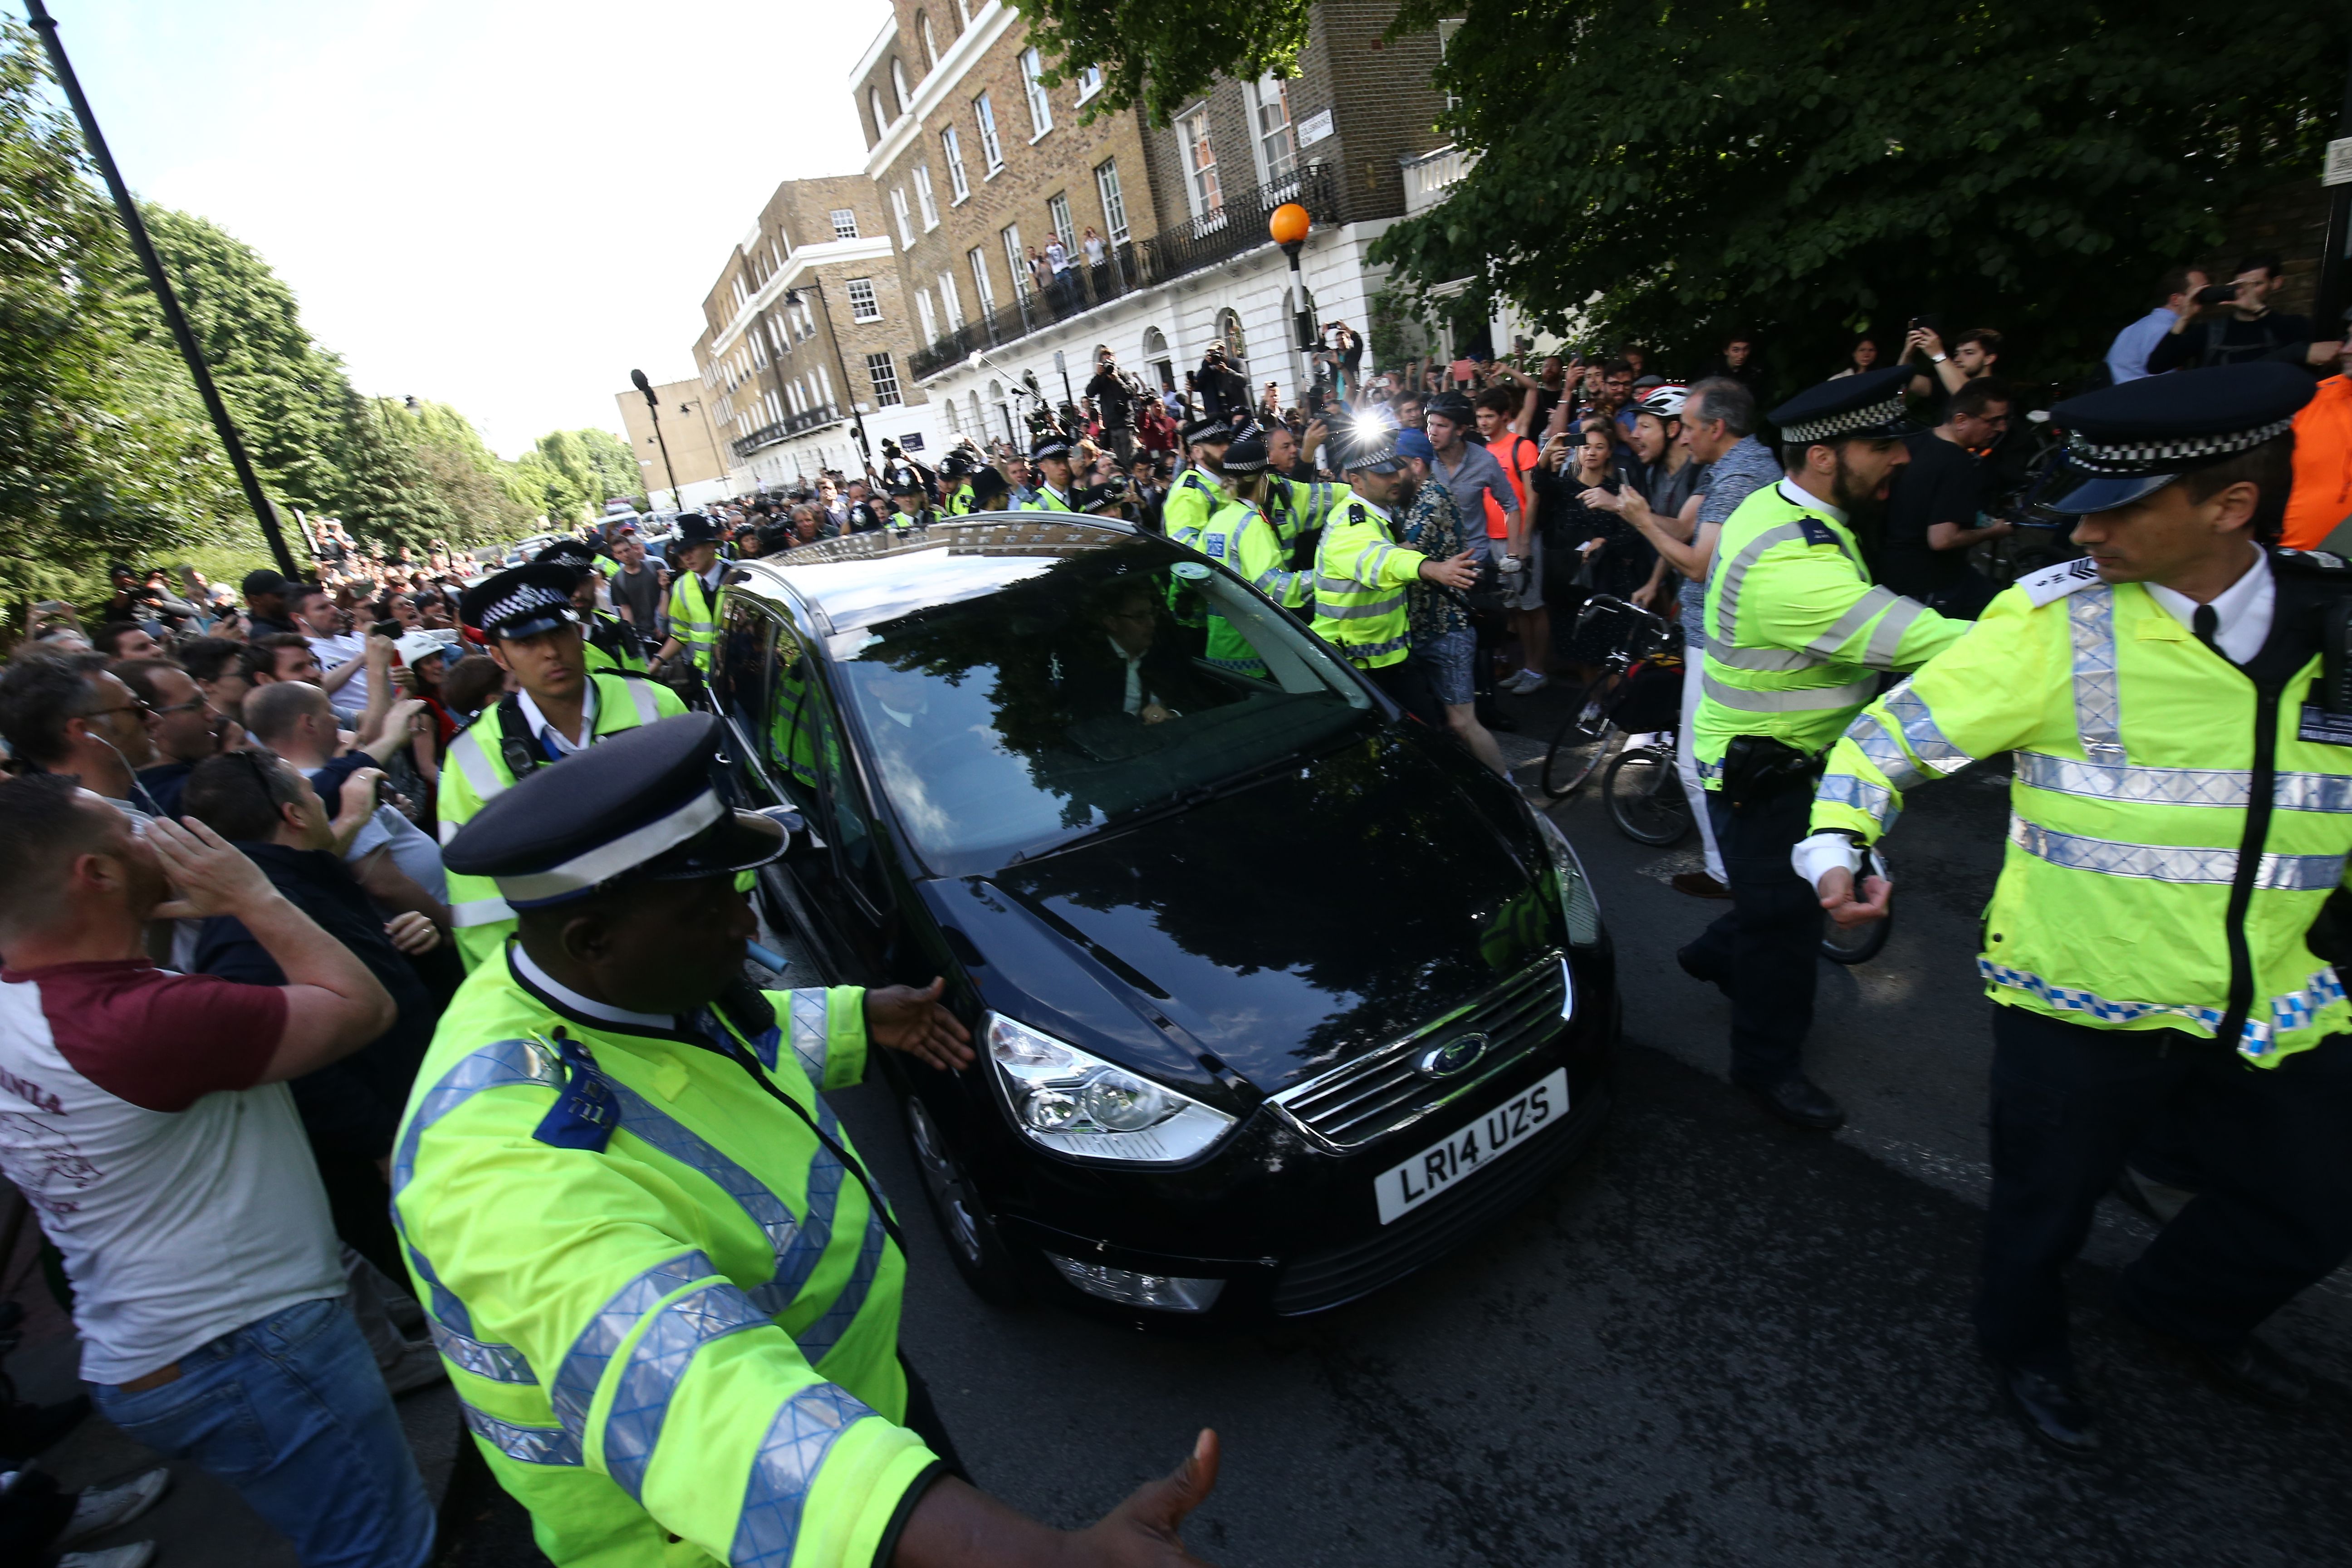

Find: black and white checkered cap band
2063;417;2294;475
482;583;571;629
1779;395;1907;446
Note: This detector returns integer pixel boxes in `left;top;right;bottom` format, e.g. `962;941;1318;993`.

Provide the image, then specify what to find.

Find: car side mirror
756;805;820;861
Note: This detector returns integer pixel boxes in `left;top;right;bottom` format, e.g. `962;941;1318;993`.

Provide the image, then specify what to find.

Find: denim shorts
1415;626;1477;707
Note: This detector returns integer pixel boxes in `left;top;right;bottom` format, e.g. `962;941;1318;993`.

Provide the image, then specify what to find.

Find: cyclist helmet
1634;384;1689;419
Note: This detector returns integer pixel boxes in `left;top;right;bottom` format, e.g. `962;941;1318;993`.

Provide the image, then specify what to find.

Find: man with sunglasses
0;651;162;820
115;659;230;818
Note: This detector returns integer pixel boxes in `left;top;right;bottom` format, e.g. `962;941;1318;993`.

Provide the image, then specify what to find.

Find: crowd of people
0;241;2348;1564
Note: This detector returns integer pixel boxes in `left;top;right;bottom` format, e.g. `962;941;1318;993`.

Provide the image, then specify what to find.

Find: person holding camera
2146;255;2328;373
1086;352;1141;465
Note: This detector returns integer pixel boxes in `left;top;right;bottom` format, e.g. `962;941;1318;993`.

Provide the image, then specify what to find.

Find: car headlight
986;1014;1236;1163
1531;808;1603;948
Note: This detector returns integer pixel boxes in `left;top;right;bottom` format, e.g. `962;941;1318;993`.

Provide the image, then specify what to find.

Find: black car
710;516;1618;1325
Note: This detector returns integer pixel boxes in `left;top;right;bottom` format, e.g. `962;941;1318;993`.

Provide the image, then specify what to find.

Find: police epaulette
2015;556;2107;608
1796;516;1838;548
2274;547;2352;577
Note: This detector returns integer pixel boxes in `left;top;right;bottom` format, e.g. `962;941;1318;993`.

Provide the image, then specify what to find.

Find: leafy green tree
335;392;459;552
1374;0;2346;389
1009;0;1309;125
0;22;253;611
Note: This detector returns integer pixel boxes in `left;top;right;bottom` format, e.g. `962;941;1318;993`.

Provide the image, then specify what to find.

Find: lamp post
631;369;683;511
1270;203;1315;352
785;284;874;470
26;0;300;579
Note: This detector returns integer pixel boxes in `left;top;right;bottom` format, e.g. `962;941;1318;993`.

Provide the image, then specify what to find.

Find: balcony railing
733;402;844;459
1401;144;1471;216
908;163;1339;382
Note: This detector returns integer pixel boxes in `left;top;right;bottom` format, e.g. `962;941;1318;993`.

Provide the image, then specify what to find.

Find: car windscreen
827;536;1377;877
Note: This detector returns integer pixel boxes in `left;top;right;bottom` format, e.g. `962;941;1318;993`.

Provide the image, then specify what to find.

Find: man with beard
1681;367;1968;1131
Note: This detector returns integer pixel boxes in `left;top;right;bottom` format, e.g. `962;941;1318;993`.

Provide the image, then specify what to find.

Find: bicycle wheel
1541;674;1620;798
1604;745;1691;846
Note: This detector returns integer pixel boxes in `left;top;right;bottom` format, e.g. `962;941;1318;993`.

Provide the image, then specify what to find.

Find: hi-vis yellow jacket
1694;478;1967;779
392;952;937;1566
1813;551;2352;1063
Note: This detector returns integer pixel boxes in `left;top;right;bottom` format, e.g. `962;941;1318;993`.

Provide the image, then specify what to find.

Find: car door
757;617;898;985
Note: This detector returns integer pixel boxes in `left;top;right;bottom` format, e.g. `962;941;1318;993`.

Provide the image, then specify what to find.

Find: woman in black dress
1535;422;1654;669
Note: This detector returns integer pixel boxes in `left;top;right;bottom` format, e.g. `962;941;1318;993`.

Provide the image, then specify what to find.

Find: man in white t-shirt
0;774;431;1567
289;583;373;719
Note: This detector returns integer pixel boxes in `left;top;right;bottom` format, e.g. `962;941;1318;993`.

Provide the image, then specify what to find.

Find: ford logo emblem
1416;1033;1491;1079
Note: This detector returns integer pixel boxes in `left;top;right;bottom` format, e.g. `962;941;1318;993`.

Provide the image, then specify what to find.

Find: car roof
730;513;1141;637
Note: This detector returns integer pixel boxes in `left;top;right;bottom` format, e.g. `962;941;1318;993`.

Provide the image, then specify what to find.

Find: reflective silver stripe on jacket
1861;597;1927;670
1979;959;2344;1059
618;677;663;726
446;728;505;808
1883;682;1975;774
730;1382;877;1568
2015;752;2352;813
2068;589;2123;759
461;1401;581;1466
1802;585;1901;660
1315;594;1406;620
788;990;829;1083
549;1250;717;1444
1846;713;1935;792
1701;673;1877;713
1816;773;1899;831
1711;521;1807;644
1708;642;1818;673
450;895;516;930
602;1276;771;1500
2009;818;2348;890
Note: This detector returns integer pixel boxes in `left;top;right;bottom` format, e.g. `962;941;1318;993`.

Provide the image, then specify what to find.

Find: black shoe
1670;871;1732;900
2195;1338;2312;1408
1740;1074;1845;1131
1676;943;1726;991
1989;1359;2100;1456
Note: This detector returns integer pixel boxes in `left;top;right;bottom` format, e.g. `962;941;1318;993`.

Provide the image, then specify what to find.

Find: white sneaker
59;1543;157;1568
1513;670;1550;694
59;1469;170;1547
1499;668;1536;694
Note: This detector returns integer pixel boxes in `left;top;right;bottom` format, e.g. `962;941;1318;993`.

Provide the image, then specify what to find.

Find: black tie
2193;603;2220;654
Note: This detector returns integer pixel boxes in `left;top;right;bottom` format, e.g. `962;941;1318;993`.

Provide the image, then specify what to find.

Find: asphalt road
448;692;2352;1566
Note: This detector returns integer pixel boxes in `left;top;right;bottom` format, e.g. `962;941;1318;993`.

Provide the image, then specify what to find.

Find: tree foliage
1009;0;1311;125
1373;0;2347;390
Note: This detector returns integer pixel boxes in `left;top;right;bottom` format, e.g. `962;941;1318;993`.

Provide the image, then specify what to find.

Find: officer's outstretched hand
866;978;975;1072
1816;866;1892;928
892;1429;1221;1568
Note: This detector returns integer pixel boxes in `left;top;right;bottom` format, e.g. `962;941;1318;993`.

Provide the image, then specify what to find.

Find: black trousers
1975;1007;2352;1380
1687;785;1821;1086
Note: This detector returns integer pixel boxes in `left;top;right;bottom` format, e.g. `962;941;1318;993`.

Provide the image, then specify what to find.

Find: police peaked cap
672;512;724;548
2044;360;2317;515
1179;415;1230;446
1030;434;1074;462
442;713;787;907
534;539;601;569
1768;366;1921;445
460;563;581;641
1221;430;1270;473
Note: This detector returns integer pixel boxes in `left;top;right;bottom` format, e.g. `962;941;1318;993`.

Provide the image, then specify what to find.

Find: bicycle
1540;595;1682;799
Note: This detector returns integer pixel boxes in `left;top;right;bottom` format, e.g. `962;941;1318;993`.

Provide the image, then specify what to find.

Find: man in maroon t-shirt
0;774;432;1567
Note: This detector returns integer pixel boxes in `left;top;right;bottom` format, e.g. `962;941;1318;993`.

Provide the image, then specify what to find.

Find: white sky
15;0;890;456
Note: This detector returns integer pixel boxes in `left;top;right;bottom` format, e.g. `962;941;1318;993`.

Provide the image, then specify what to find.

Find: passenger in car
1062;581;1220;725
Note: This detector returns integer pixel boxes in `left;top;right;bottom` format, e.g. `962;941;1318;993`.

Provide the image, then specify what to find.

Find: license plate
1374;1068;1569;1225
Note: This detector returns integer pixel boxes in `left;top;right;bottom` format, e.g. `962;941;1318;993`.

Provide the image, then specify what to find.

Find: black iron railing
907;162;1338;382
732;402;844;459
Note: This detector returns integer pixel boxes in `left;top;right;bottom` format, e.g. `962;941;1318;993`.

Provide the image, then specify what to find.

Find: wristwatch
1930;353;1948;363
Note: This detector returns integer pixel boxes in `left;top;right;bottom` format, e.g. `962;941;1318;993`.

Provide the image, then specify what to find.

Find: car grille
1271;1081;1604;1316
1271;956;1568;1151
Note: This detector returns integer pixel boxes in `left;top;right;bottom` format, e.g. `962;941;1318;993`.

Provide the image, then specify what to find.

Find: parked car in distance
713;516;1619;1327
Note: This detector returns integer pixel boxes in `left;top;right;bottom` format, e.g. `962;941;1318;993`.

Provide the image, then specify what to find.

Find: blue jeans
91;1295;433;1568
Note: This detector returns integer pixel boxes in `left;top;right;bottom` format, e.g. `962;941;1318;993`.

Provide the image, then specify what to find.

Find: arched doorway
1215;308;1248;379
1142;325;1172;390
